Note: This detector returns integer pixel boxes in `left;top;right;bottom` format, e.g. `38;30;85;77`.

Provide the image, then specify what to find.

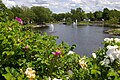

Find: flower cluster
25;68;36;79
101;58;110;65
104;38;120;43
52;50;62;56
114;38;120;43
15;17;23;24
104;38;113;43
106;45;120;62
101;38;120;65
79;57;87;69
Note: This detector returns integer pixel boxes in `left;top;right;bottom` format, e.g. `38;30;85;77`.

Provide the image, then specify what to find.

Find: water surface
33;23;120;57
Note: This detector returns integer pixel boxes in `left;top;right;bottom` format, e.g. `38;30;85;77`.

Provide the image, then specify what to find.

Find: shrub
0;20;120;80
0;20;79;79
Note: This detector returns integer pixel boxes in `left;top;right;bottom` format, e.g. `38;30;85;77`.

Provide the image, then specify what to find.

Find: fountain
50;23;54;32
72;19;77;28
76;19;77;26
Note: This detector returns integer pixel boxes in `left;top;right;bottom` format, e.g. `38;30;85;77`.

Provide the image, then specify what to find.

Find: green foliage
102;8;110;20
8;4;120;25
10;6;24;18
21;6;36;22
106;17;119;24
0;20;80;79
52;13;72;22
10;6;36;24
31;6;52;24
71;8;86;22
0;1;120;79
0;0;14;21
94;11;103;21
87;12;95;21
0;20;120;80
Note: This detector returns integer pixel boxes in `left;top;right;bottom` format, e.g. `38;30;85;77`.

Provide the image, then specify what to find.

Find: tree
94;11;103;21
11;6;37;24
107;9;120;24
107;17;119;24
21;6;36;24
31;6;52;24
71;7;86;22
0;0;14;21
11;6;23;18
102;8;109;20
87;12;95;21
102;8;120;24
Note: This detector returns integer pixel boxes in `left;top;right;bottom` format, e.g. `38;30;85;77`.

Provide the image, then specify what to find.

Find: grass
104;29;120;35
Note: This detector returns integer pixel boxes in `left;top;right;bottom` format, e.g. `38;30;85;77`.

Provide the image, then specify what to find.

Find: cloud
32;3;49;7
2;0;16;8
71;0;82;3
2;0;120;13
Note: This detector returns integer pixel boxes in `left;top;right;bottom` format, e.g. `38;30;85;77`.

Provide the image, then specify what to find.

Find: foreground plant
1;20;120;80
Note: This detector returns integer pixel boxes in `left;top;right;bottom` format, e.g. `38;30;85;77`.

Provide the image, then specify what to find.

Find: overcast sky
2;0;120;13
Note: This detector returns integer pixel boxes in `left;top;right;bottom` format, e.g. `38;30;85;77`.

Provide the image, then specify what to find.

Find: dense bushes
0;20;120;80
0;20;78;79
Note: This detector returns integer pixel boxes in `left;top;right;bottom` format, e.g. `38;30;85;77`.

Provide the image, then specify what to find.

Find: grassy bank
104;29;120;35
77;21;104;26
104;23;120;27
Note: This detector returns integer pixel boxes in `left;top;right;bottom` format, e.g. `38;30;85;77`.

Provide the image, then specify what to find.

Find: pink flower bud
52;51;61;56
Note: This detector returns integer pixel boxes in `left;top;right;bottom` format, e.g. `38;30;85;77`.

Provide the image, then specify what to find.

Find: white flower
106;45;120;62
116;49;120;60
49;77;51;80
107;45;118;50
67;51;75;55
104;38;110;42
92;53;96;58
101;58;110;65
68;70;73;75
25;68;36;79
114;38;120;43
53;78;62;80
104;38;113;42
79;58;87;69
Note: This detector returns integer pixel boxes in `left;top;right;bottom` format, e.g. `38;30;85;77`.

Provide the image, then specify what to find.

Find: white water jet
72;21;77;28
50;24;54;32
75;19;77;28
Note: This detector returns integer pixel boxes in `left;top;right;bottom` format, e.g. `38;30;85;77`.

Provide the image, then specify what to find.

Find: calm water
33;23;120;57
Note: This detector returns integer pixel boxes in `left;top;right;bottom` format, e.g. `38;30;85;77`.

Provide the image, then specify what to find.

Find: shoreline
104;29;120;36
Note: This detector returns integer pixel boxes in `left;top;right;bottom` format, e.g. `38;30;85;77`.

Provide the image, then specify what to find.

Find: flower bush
0;20;120;80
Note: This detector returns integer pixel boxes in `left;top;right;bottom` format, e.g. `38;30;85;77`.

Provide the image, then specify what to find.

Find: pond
33;23;120;57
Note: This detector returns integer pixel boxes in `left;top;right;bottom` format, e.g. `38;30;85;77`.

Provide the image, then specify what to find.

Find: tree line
53;8;120;24
0;0;120;24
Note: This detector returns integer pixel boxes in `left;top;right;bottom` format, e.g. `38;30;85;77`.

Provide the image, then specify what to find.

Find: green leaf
37;58;41;61
5;67;10;73
2;51;14;56
2;39;8;44
107;71;117;77
2;73;16;80
91;69;101;75
0;34;5;40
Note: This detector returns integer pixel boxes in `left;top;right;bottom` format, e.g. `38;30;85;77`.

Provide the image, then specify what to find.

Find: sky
2;0;120;13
